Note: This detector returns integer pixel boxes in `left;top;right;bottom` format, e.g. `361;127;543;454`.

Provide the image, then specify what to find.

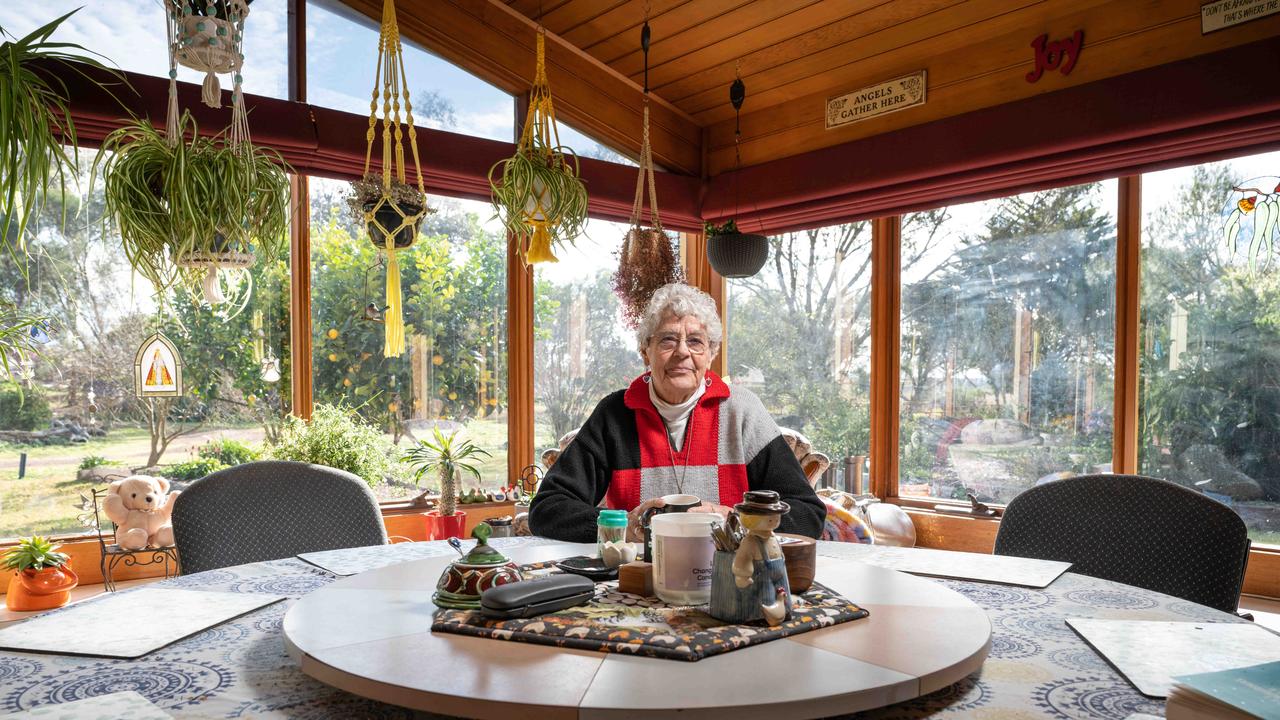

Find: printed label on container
654;535;715;591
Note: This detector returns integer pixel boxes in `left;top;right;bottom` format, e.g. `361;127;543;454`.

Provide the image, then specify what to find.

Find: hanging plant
168;0;253;109
348;0;431;359
0;9;121;272
489;32;589;265
613;19;681;327
93;111;290;310
705;72;768;279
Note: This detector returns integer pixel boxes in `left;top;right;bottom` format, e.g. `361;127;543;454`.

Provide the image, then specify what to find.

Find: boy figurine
731;490;793;625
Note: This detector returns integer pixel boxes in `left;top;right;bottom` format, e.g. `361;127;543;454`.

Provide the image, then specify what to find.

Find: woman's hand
625;497;666;543
689;502;733;520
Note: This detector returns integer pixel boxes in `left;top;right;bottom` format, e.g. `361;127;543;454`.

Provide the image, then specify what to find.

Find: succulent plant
2;536;70;573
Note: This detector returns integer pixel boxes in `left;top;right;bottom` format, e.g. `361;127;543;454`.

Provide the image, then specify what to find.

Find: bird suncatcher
359;0;430;358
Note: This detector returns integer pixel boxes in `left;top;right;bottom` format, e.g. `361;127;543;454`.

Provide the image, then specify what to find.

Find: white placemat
0;588;283;659
817;542;1071;587
297;537;553;576
2;691;171;719
1067;618;1280;697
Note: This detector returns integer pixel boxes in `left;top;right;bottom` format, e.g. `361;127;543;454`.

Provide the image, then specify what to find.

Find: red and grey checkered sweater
529;372;826;542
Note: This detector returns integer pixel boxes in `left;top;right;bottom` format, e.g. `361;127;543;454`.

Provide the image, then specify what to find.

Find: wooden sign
1202;0;1280;33
1026;30;1084;83
825;71;926;130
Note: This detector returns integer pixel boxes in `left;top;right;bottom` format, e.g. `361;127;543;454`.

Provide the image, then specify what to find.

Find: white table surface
282;541;993;719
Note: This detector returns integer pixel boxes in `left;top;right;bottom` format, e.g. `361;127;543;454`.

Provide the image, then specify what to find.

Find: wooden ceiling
342;0;1280;177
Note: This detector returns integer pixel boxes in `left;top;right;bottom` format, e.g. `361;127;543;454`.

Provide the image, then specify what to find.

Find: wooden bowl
777;533;817;594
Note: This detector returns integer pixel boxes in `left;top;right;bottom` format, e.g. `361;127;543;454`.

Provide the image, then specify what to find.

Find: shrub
78;455;120;471
198;437;260;466
0;382;52;432
267;403;402;487
162;457;228;482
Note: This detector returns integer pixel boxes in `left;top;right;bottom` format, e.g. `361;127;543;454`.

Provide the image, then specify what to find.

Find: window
898;182;1118;503
307;0;514;141
308;178;508;500
0;0;289;100
533;219;640;450
725;222;873;491
1139;151;1280;544
0;146;291;539
558;122;637;168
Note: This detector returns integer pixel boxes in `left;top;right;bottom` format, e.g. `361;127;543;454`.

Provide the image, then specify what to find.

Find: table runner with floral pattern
430;561;869;661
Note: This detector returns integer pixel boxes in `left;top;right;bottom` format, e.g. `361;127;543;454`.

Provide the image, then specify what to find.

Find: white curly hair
635;283;723;357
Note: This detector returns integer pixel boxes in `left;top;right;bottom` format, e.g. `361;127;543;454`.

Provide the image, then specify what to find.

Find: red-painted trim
704;35;1280;234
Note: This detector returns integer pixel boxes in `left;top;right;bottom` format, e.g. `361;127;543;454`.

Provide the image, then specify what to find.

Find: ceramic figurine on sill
711;490;793;626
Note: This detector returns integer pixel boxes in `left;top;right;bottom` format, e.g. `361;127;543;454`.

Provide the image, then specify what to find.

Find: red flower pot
424;510;467;541
5;566;79;612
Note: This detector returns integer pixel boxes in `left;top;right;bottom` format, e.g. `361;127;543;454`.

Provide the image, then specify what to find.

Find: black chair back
995;473;1250;613
172;460;388;574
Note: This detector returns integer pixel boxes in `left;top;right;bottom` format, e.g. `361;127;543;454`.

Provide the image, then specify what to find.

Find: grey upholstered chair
994;473;1251;613
172;460;388;574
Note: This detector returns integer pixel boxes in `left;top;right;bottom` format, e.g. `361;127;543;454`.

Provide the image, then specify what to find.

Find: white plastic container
650;513;717;605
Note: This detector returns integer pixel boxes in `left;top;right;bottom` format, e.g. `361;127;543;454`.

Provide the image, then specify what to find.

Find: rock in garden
1180;444;1264;501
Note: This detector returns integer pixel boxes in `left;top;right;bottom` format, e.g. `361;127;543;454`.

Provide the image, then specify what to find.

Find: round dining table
0;537;1245;719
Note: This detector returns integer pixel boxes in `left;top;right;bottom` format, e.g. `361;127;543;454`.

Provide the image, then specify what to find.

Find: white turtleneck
648;377;706;451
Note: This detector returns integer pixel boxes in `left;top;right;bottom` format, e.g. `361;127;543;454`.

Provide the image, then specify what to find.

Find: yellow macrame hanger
516;31;563;265
362;0;427;358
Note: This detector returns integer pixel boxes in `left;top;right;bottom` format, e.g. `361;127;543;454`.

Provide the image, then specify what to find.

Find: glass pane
899;182;1118;503
558;122;637;168
1139;151;1280;545
725;222;873;492
307;0;514;141
308;178;508;501
0;146;291;540
533;220;641;450
0;1;289;100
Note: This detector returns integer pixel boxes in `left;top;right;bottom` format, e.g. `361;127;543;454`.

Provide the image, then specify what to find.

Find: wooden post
683;231;727;379
507;93;535;482
870;216;901;498
1114;176;1142;474
287;0;311;420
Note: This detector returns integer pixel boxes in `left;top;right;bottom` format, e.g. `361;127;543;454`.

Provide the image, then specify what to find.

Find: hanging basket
364;200;423;250
175;15;240;74
707;231;769;278
168;0;250;111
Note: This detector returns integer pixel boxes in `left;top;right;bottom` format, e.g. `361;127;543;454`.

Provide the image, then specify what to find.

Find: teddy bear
103;475;180;551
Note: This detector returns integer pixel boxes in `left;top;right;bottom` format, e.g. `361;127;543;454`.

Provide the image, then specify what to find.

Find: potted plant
705;218;768;279
3;536;78;612
405;427;491;541
94;111;290;305
1;9;119;270
346;174;428;250
489;33;588;265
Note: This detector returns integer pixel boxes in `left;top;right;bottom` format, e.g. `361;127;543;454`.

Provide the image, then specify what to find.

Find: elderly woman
530;283;825;542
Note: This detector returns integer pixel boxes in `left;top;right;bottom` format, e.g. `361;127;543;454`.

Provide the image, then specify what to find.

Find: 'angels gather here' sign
825;71;926;130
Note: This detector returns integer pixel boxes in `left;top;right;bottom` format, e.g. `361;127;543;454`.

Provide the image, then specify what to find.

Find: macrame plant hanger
166;0;255;306
361;0;428;358
613;10;681;327
517;31;564;264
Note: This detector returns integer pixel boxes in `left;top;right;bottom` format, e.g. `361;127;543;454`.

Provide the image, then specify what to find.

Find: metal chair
171;460;388;575
994;473;1251;613
89;486;181;591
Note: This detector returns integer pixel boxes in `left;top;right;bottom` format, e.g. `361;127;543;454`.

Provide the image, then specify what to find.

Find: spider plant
0;9;121;276
404;427;491;514
0;304;44;383
92;111;291;295
489;134;589;263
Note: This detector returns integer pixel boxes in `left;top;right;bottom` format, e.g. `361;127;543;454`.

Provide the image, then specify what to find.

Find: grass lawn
0;425;265;540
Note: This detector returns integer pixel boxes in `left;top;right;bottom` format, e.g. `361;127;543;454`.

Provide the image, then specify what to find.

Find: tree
533;270;635;445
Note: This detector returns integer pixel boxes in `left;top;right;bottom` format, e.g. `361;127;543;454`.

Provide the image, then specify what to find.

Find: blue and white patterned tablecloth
0;539;1248;719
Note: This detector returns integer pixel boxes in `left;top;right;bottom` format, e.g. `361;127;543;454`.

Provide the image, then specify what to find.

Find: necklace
664;410;696;495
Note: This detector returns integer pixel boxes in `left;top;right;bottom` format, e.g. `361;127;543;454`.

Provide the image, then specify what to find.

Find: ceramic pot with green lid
433;523;521;609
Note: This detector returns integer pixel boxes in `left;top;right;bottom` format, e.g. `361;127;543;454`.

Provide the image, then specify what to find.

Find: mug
641;494;703;562
650;513;717;605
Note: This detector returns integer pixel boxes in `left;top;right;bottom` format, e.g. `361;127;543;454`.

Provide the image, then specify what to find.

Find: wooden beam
507;239;535;483
870;216;901;498
1114;176;1141;474
338;0;702;175
289;174;313;421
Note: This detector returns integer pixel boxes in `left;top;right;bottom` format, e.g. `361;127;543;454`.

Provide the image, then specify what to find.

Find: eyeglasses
654;333;710;355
